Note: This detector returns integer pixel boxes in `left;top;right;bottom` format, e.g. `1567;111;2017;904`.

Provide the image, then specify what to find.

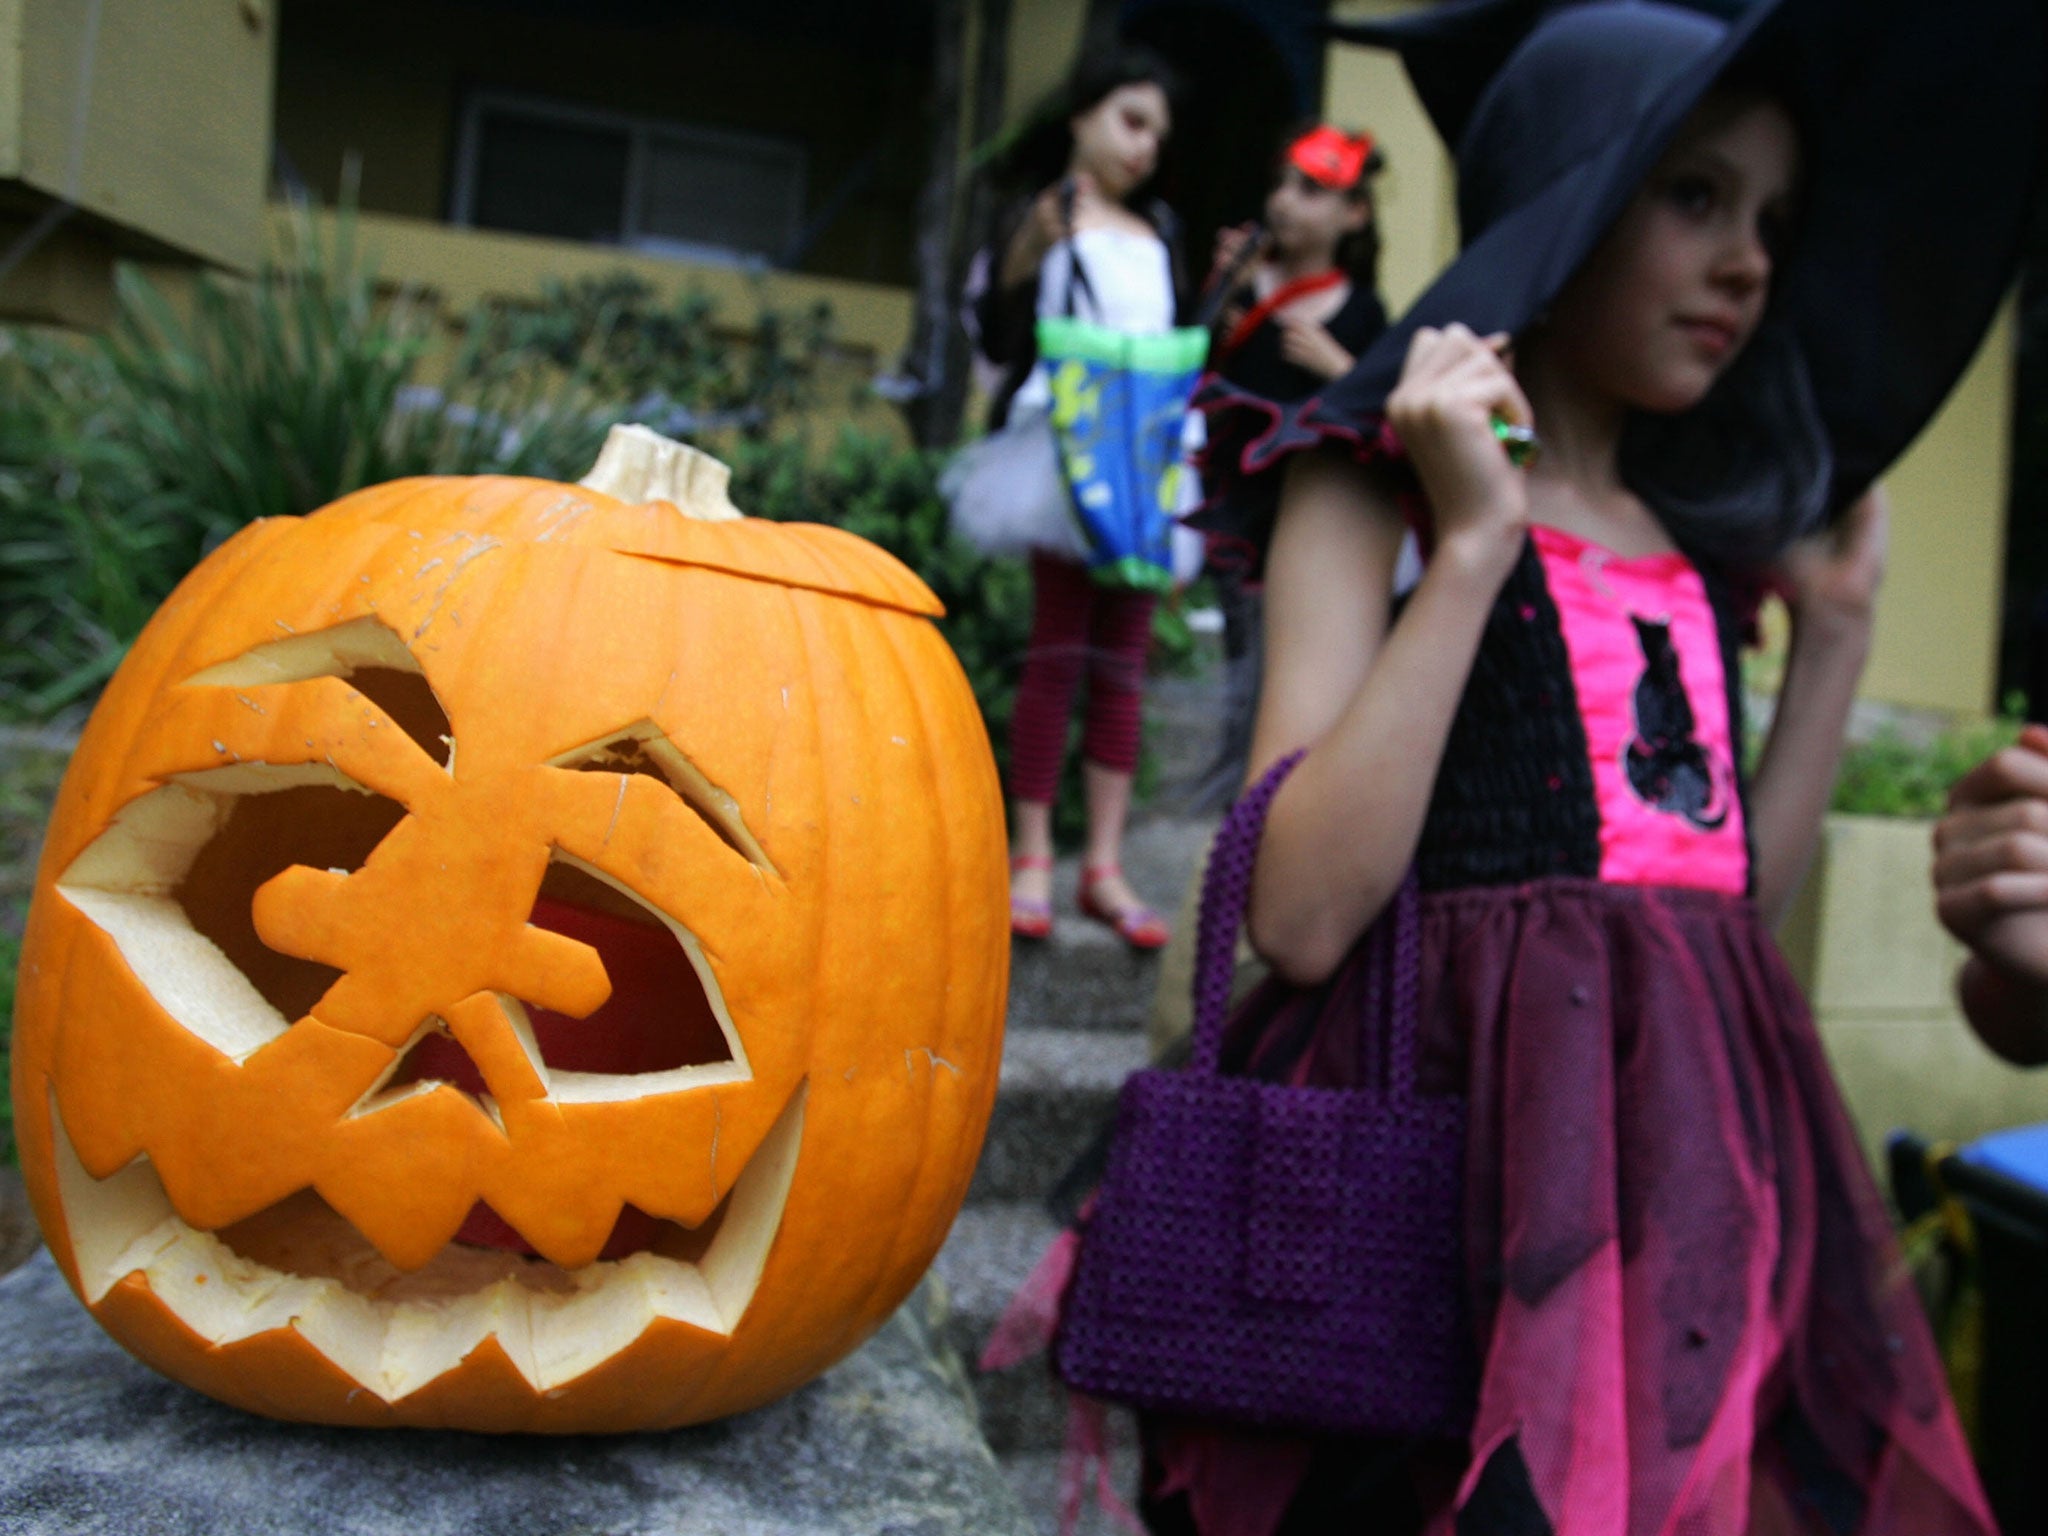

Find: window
450;93;808;267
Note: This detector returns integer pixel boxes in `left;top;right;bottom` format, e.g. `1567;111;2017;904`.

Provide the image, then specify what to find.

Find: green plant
0;347;188;717
1830;710;2025;819
0;208;838;725
468;273;834;431
729;430;1033;749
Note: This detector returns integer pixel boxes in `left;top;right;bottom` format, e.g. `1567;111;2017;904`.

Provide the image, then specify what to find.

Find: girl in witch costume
1205;126;1389;406
1191;126;1392;809
975;44;1187;950
1159;1;2045;1532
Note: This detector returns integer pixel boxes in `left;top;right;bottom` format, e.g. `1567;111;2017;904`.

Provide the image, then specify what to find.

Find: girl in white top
975;47;1187;950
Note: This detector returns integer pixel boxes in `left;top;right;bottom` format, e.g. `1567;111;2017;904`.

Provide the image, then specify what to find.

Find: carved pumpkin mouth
47;1084;805;1401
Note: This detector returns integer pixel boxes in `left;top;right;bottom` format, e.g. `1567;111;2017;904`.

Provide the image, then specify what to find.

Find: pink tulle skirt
1149;878;1994;1536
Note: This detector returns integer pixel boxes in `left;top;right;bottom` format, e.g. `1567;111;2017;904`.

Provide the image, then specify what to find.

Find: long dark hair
986;44;1184;197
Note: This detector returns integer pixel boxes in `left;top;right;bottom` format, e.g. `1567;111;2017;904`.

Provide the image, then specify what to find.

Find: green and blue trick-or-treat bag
1038;315;1208;591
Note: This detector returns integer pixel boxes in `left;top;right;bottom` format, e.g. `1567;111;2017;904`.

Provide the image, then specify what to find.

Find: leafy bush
729;429;1034;766
1830;711;2024;819
0;210;837;723
468;272;833;433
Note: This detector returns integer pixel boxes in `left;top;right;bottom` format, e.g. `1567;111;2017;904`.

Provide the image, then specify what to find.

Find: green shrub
467;272;834;431
1830;711;2024;819
729;428;1033;765
0;209;837;724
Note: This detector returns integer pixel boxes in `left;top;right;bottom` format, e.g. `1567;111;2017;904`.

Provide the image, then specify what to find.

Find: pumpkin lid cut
311;425;945;619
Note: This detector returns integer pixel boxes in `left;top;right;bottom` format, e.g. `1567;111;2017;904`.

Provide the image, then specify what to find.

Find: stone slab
931;1201;1071;1453
968;1030;1146;1205
0;1252;1033;1536
1003;816;1216;1037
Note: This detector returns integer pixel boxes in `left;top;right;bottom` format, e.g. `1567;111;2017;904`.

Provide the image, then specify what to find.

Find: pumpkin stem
579;424;744;522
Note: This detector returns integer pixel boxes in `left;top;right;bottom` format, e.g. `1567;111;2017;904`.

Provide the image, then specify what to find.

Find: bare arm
998;175;1102;291
1746;490;1887;924
1247;326;1531;985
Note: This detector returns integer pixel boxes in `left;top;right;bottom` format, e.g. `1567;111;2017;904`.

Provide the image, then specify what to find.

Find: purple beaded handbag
1051;751;1474;1436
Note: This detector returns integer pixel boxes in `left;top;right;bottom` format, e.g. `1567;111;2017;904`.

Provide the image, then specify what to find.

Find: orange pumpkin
8;426;1008;1431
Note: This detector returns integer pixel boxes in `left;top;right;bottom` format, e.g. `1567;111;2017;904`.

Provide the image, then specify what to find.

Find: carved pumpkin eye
14;432;1009;1431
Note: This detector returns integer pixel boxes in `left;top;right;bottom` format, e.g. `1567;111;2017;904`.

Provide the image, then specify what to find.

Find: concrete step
1145;666;1228;801
969;1029;1146;1205
1003;814;1216;1037
932;1200;1070;1454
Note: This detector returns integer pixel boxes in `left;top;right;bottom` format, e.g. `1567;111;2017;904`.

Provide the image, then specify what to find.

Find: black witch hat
1315;0;2045;536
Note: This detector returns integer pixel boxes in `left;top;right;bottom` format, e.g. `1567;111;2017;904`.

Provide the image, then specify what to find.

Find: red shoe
1078;864;1169;950
1010;854;1053;940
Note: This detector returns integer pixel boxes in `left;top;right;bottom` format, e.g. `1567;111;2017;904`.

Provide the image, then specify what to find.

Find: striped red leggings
1007;552;1155;804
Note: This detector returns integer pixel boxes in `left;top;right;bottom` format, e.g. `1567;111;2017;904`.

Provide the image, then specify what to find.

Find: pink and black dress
1146;422;1995;1536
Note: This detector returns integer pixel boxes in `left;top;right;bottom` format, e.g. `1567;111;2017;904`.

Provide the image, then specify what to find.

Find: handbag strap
1189;750;1301;1076
1188;751;1425;1101
1056;178;1099;322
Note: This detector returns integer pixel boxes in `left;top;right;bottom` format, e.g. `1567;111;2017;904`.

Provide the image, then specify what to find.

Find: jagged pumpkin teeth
12;427;1009;1432
51;1087;805;1399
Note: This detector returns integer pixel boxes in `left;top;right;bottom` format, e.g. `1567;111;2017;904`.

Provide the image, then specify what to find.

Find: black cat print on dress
1622;614;1732;832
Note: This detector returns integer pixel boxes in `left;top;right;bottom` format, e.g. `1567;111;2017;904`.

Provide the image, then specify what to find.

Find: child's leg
1077;585;1165;941
1007;554;1096;910
1077;582;1154;789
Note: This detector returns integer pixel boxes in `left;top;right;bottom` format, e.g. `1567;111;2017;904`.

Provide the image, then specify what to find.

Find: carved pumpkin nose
391;895;735;1095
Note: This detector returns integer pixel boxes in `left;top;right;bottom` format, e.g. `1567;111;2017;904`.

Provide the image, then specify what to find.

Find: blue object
1960;1123;2048;1194
1038;317;1207;591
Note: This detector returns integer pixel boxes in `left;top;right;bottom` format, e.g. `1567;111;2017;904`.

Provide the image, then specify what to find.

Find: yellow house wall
1320;11;1457;317
1004;0;1088;130
0;214;111;327
1777;814;2048;1175
0;0;271;270
1322;1;2015;719
1863;302;2016;715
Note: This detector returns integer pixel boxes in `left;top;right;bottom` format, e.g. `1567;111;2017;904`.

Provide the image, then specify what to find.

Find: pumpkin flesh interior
175;780;408;1026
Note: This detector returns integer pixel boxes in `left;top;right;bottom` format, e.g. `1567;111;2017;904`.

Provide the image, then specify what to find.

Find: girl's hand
1385;324;1532;573
1934;724;2048;983
1275;311;1354;381
1018;172;1101;269
1772;486;1888;641
1209;221;1261;281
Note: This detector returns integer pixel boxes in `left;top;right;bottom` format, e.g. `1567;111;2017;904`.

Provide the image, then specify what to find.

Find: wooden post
901;0;969;450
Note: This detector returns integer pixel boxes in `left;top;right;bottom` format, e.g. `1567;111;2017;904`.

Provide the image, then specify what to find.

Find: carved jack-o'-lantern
9;427;1008;1431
